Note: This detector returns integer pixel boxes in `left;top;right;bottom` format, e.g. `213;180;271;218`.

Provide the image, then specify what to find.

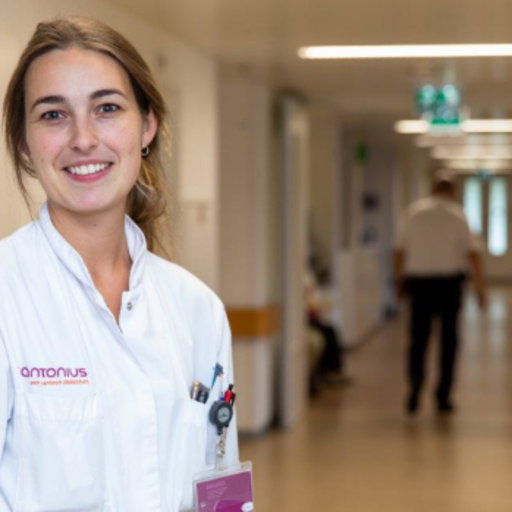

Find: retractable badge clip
209;384;236;460
194;380;254;512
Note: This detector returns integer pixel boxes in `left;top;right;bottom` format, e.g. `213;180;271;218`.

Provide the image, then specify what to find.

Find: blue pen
211;363;224;389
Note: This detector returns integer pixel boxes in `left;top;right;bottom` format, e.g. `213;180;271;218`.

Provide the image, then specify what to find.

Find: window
463;177;482;234
488;177;507;256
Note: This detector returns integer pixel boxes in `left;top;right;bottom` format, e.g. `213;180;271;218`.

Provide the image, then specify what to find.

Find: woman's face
23;47;157;219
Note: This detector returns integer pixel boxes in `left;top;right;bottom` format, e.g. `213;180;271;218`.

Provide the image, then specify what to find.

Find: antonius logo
20;367;88;379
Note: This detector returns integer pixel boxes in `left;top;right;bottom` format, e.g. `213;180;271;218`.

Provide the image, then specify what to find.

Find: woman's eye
41;111;63;121
98;104;119;114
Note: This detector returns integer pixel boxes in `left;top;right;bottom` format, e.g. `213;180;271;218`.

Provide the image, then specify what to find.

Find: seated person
304;270;351;390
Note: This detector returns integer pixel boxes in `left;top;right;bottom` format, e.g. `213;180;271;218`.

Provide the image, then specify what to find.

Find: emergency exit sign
415;84;462;126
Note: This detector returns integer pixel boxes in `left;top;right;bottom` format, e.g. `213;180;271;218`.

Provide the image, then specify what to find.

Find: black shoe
437;401;456;414
406;393;419;415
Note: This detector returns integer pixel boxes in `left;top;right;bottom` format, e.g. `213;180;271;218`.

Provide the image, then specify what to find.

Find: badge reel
193;382;255;512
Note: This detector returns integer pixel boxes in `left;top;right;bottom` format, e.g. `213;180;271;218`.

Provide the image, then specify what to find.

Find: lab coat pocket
178;400;208;510
16;392;109;512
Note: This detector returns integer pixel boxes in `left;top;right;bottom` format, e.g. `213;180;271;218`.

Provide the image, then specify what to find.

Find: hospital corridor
241;287;512;512
2;0;512;511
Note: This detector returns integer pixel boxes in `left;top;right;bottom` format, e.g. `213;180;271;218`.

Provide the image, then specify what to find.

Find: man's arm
467;251;486;309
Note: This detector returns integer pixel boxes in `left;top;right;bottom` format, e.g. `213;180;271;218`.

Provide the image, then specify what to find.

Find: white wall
0;0;220;287
217;65;276;433
218;65;272;305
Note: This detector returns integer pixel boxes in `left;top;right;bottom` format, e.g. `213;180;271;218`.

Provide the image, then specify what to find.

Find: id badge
193;461;254;512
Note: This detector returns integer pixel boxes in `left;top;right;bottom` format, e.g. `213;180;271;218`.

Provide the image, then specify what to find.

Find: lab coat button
127;301;133;311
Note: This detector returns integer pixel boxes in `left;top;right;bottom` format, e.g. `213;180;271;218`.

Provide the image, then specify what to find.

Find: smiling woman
24;47;157;222
0;16;238;512
4;16;167;252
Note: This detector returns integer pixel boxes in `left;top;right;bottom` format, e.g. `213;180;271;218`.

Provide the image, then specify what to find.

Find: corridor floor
239;287;512;512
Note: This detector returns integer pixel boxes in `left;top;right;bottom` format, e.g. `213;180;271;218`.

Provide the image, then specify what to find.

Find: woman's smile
63;161;113;182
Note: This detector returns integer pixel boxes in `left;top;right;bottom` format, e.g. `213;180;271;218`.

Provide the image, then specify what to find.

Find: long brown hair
3;16;170;253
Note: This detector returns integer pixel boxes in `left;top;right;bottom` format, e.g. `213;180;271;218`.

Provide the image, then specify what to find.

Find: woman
0;17;238;511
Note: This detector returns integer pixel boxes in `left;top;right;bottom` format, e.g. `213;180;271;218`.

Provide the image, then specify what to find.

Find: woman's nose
69;116;99;152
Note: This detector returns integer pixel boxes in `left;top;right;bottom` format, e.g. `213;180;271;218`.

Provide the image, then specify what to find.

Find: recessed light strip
432;146;512;160
445;159;512;171
463;119;512;132
298;44;512;60
394;120;430;134
394;119;512;134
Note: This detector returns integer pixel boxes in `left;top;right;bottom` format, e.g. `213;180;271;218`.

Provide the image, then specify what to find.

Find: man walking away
393;169;486;415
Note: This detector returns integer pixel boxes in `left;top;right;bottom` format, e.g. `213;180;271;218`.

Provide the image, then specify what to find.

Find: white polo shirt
0;203;238;512
395;196;477;277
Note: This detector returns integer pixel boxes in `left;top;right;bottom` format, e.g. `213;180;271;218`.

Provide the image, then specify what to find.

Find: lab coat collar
37;202;147;292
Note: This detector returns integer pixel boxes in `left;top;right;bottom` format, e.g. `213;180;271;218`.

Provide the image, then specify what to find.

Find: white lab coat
0;203;238;512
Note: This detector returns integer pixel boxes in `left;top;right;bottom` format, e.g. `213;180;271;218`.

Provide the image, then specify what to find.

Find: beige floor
239;287;512;512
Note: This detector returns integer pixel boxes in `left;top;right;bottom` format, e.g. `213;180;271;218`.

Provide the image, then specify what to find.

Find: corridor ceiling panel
105;0;512;117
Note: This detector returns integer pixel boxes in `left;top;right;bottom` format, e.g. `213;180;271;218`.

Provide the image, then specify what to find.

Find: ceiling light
394;120;429;134
432;146;512;160
415;135;467;148
298;44;512;60
462;119;512;132
415;133;512;147
395;119;512;134
445;159;512;171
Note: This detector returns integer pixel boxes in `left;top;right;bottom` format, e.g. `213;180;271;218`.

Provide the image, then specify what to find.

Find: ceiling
106;0;512;119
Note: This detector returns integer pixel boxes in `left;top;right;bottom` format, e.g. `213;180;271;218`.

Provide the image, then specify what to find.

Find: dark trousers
308;316;343;374
405;274;465;404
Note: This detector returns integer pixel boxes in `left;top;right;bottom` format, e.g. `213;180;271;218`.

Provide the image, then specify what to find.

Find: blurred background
2;1;512;510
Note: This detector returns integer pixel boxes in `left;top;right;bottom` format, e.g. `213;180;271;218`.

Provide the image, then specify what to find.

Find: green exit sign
415;84;462;126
